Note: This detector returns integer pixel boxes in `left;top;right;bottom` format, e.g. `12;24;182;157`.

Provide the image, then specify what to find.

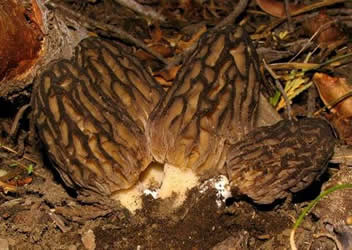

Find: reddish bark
0;0;43;81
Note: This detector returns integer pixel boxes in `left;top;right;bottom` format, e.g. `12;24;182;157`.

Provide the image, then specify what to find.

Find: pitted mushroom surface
32;39;164;196
32;25;335;210
227;118;334;204
147;26;260;179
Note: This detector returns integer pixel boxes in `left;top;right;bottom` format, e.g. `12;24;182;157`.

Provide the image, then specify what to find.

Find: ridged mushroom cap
32;38;164;195
147;25;261;178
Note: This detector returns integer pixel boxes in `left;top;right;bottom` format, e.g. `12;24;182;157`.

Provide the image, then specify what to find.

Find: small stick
256;0;347;39
215;0;249;29
307;85;318;117
284;0;294;32
46;2;169;65
0;143;38;164
263;59;292;119
9;104;30;138
114;0;166;23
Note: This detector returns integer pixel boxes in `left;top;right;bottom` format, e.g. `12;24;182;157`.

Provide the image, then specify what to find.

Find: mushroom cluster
32;25;335;212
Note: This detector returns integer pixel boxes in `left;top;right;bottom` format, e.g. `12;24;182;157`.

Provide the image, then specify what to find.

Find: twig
270;52;352;71
307;85;318;117
314;90;352;116
257;0;347;39
215;0;249;29
263;59;292;119
48;211;72;233
284;0;293;32
114;0;166;23
0;144;38;164
290;19;340;62
45;2;169;65
9;104;30;138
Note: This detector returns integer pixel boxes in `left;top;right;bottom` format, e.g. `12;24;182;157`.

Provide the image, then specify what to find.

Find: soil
0;151;337;249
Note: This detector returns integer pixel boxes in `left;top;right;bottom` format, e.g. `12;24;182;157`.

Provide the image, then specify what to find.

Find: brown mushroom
33;25;336;213
227;118;335;204
32;38;164;200
146;25;263;206
147;25;261;177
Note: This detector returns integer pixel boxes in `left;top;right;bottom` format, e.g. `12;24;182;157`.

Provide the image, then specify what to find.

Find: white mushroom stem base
112;163;232;214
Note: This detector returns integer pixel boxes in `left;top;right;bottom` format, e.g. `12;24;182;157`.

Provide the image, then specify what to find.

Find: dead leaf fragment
135;25;174;60
176;25;207;50
256;0;303;17
313;72;352;118
0;180;17;193
8;177;33;187
153;65;181;86
303;12;344;46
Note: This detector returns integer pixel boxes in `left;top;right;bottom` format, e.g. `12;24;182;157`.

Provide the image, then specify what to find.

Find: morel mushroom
32;25;335;213
32;38;164;197
227;118;335;204
147;25;260;178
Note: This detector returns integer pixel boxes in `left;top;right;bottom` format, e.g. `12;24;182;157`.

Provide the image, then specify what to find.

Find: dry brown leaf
176;25;207;50
149;25;163;43
135;43;174;61
0;180;17;193
330;118;352;144
153;65;182;86
256;0;303;17
303;11;344;46
313;72;352;118
314;73;352;144
8;177;33;187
